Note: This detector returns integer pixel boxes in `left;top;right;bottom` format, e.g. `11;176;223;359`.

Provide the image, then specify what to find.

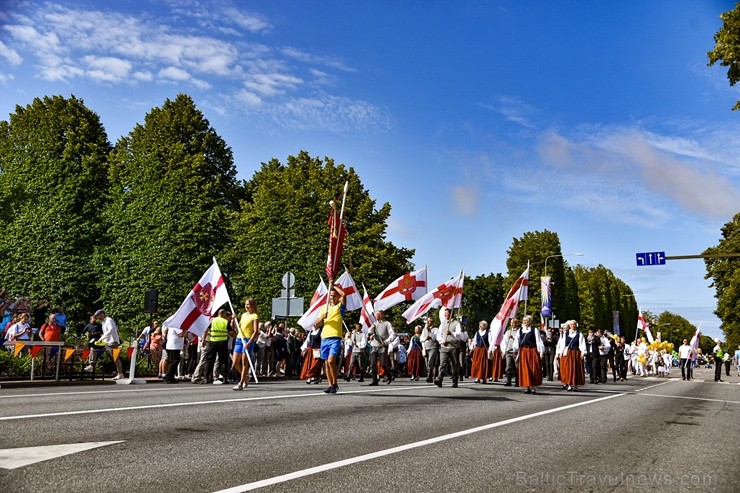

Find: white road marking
0;441;123;470
0;387;185;399
212;393;625;492
636;392;740;405
634;380;673;392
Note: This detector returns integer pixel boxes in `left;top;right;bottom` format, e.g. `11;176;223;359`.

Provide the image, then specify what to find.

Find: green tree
102;94;241;335
704;212;740;348
505;230;572;320
708;3;740;110
0;95;111;327
462;273;506;333
573;265;638;340
224;151;414;324
652;311;698;346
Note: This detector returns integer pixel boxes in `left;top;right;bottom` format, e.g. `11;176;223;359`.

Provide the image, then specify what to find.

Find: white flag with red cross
373;267;428;312
401;270;464;324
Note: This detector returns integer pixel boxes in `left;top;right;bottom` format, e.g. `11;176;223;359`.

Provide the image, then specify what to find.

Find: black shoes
368;381;379;386
434;379;442;388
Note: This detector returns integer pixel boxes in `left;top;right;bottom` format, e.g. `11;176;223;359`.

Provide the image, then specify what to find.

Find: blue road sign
636;251;666;266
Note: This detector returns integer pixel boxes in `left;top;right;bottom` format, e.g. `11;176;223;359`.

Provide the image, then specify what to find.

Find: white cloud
83;56;132;83
536;126;740;220
158;66;191;81
244;72;302;96
0;40;22;65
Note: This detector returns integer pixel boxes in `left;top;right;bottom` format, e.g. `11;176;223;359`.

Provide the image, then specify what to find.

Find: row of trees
0;93;709;346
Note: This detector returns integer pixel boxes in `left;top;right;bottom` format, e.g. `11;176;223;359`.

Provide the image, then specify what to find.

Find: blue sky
2;0;739;339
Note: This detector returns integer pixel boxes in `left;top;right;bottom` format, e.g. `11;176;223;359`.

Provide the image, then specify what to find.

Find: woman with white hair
556;320;586;391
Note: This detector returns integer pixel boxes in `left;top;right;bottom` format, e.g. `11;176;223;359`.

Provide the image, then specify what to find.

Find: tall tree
572;264;638;340
462;273;506;332
102;94;240;334
505;230;570;320
224;151;414;322
708;3;740;110
0;95;110;327
704;212;740;348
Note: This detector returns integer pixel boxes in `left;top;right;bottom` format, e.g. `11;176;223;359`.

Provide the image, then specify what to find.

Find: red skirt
560;350;585;386
518;347;542;388
490;347;504;379
407;348;422;376
300;350;323;380
470;346;489;380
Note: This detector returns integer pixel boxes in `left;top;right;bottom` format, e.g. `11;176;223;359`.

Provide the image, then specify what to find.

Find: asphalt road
1;366;738;492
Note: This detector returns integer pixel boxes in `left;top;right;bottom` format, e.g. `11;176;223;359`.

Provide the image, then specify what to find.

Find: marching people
614;335;628;381
406;325;423;381
513;315;544;394
421;316;439;383
300;324;323;384
164;323;186;383
314;283;346;394
556;320;586;391
345;323;367;382
585;328;600;384
678;338;692;381
596;329;610;384
712;338;725;382
434;307;464;388
542;326;559;382
501;317;521;387
233;298;259;390
368;309;395;386
470;320;490;384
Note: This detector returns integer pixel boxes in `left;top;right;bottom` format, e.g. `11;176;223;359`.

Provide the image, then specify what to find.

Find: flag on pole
541;276;552;317
402;270;464;324
326;183;349;280
637;311;654;343
163;258;231;338
360;284;378;334
373;267;428;312
336;269;363;311
297;278;328;330
488;266;529;348
689;325;702;358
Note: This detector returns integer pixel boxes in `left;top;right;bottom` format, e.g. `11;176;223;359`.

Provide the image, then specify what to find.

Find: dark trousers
615;357;627;380
714;359;723;381
505;351;518;385
588;354;600;382
348;352;365;379
725;361;731;376
543;351;555;381
165;349;181;381
186;345;198;375
369;349;392;382
204;340;229;382
598;355;608;383
608;354;617;381
680;358;689;379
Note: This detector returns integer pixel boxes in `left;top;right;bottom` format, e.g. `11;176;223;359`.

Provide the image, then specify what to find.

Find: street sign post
635;251;666;266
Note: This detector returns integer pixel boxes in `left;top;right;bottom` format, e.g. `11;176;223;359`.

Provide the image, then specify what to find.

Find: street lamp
544;252;584;277
542;253;584;328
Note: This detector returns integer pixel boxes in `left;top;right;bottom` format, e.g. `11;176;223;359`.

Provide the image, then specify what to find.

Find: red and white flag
360;284;377;334
326;183;348;280
336;269;363;311
689;324;702;359
297;278;328;330
488;266;529;348
402;270;464;324
163;258;231;338
637;311;654;343
373;267;428;312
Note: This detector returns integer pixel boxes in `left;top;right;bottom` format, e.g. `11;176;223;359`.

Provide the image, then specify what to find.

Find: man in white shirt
92;309;124;380
420;316;439;383
368;310;395;386
434;308;463;388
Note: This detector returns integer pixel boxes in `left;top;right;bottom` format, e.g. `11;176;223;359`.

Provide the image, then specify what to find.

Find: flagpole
215;257;259;384
326;181;349;305
522;261;530;314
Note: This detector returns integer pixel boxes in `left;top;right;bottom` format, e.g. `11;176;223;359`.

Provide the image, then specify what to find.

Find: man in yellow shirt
315;284;346;394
